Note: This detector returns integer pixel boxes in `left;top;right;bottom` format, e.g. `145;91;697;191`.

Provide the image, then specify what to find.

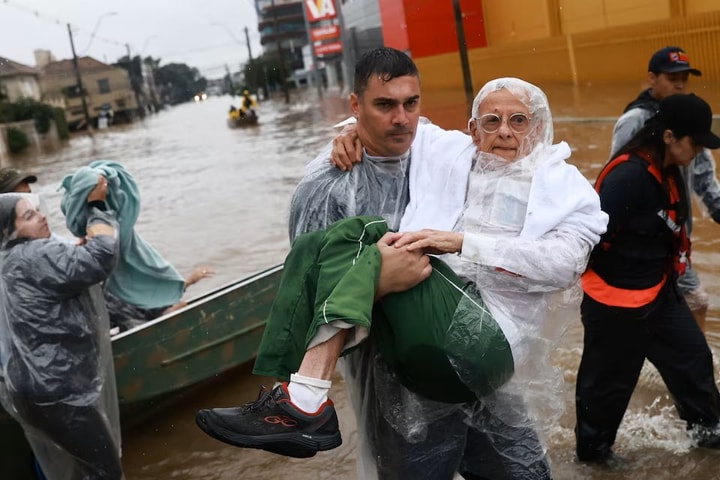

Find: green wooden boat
0;263;283;479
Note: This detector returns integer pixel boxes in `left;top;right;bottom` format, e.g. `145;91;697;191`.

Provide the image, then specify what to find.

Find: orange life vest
581;152;690;308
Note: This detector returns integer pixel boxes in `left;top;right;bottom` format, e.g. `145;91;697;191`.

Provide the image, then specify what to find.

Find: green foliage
52;107;69;140
242;58;267;93
154;62;208;105
242;54;295;95
5;127;29;153
0;98;56;134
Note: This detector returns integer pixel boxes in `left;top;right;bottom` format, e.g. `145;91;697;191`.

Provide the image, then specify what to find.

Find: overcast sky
0;0;264;79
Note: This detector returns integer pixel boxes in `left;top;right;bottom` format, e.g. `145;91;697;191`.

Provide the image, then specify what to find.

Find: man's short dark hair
353;47;419;97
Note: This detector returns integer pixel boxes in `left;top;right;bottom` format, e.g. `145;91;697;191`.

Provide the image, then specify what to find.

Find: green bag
375;257;515;403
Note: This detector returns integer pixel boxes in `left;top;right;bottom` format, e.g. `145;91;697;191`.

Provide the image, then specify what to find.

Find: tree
154;63;208;105
115;55;145;116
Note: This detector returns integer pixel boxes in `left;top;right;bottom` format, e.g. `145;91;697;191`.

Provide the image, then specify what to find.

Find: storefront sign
305;0;337;22
310;24;339;42
314;41;342;56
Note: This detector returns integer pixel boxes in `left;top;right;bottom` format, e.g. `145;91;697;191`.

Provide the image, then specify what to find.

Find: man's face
13;198;50;240
13;182;31;193
469;89;533;162
649;71;690;100
350;75;421;157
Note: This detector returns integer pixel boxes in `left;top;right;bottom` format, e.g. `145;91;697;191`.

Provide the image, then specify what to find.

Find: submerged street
5;85;720;479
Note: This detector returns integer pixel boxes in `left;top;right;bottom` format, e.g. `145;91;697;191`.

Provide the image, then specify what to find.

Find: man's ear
349;93;360;117
647;71;658;88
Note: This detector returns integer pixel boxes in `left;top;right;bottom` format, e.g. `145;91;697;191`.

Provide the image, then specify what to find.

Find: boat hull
227;111;258;128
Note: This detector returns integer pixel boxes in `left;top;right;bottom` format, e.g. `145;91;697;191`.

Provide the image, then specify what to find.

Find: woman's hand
87;175;108;203
330;123;362;171
185;266;215;287
392;229;464;255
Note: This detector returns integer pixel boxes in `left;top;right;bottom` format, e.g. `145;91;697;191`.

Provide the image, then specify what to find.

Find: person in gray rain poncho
198;66;607;479
0;177;124;480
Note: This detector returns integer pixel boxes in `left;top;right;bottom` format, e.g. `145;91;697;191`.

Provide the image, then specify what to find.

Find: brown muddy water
4;83;720;479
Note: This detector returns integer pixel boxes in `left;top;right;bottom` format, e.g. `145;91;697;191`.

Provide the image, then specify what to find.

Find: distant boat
227;110;259;128
0;264;283;479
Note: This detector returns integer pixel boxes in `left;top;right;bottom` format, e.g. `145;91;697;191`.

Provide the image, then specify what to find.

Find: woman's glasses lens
478;113;530;134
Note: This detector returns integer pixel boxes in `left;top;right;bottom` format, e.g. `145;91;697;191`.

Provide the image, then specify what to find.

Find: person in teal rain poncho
60;160;214;331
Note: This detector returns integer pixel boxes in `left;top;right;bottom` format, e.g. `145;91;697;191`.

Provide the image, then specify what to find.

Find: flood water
4;83;720;479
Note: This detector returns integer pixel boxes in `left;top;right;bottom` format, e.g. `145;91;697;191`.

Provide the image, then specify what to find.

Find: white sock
286;373;331;413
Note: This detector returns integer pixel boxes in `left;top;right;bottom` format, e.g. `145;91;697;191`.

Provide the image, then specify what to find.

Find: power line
1;0;127;49
157;42;242;59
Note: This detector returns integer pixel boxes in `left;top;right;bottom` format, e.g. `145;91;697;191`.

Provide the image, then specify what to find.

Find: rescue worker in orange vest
575;93;720;463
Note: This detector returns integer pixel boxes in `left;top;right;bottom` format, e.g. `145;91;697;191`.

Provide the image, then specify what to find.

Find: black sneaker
693;424;720;449
195;383;342;458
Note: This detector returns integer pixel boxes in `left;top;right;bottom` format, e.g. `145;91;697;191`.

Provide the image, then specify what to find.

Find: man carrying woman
198;51;607;480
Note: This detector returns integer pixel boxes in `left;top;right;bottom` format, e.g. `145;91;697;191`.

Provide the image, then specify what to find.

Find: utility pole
270;0;290;104
451;0;474;113
244;26;253;60
225;64;235;95
125;43;144;118
67;23;92;131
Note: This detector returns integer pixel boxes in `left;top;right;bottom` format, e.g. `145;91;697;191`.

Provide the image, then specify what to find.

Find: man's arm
610;109;652;157
691;149;720;222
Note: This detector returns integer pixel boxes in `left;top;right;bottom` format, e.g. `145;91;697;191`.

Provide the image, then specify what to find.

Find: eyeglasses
475;113;531;134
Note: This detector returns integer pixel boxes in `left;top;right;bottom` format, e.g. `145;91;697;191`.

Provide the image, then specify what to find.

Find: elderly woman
198;78;607;478
0;178;124;480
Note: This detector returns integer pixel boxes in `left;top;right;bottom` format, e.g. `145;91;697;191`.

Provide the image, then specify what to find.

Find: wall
42;67;137;126
0;75;42;102
342;0;385;82
482;0;554;45
558;0;671;33
411;1;720;93
378;0;408;51
0;120;60;163
402;0;486;57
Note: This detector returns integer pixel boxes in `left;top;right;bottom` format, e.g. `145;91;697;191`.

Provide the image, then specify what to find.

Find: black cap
0;168;37;193
658;94;720;149
648;46;701;76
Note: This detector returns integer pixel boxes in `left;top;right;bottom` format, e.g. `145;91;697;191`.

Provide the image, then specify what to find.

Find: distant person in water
239;89;257;118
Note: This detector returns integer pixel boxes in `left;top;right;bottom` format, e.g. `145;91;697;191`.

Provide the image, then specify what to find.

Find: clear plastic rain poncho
290;78;606;478
0;193;124;480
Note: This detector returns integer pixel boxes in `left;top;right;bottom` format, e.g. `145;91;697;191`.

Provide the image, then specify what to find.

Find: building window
116;99;126;108
62;85;83;98
97;78;110;94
